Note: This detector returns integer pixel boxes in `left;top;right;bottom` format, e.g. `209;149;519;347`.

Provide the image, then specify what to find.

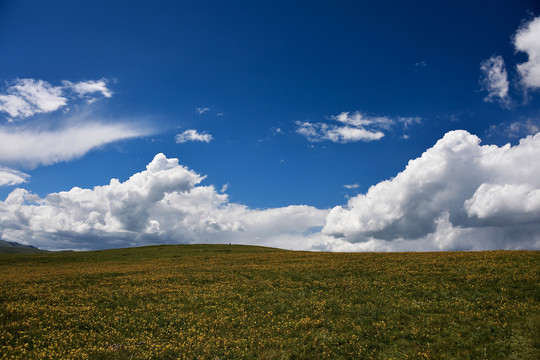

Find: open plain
1;245;538;359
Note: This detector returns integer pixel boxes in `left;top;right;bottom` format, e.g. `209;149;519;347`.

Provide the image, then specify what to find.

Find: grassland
0;240;47;254
0;245;539;359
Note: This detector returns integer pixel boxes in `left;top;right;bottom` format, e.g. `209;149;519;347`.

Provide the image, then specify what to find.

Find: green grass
0;240;47;254
1;245;539;359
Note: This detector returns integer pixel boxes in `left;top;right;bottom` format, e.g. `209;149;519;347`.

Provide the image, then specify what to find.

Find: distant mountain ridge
0;240;47;254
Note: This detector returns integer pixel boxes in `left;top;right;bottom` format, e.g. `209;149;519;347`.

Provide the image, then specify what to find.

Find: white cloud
296;111;420;143
480;55;511;106
0;79;67;119
0;122;148;168
322;130;540;251
343;183;360;189
514;16;540;90
0;78;148;179
487;119;540;138
296;121;384;143
175;129;213;143
0;94;34;119
196;107;210;114
333;112;394;129
465;183;540;222
0;78;114;120
63;79;112;102
398;116;422;128
0;167;29;187
221;183;229;193
2;132;539;252
0;154;327;251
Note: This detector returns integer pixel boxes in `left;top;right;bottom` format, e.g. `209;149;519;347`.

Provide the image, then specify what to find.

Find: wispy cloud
196;107;210;114
296;121;385;143
175;129;213;143
296;111;420;143
0;78;149;169
333;112;394;129
514;16;540;91
398;116;422;128
480;55;511;107
0;167;29;187
487;119;540;138
343;183;360;189
0;122;148;168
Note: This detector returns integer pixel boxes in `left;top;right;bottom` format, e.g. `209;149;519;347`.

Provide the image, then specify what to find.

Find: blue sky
1;0;540;251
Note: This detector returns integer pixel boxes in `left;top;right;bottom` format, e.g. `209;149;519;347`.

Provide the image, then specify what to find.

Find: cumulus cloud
175;129;213;143
0;167;29;187
296;111;420;143
514;16;540;90
322;130;540;251
0;154;327;250
480;56;511;106
0;123;148;168
465;184;540;223
0;78;113;120
0;79;67;119
2;132;539;252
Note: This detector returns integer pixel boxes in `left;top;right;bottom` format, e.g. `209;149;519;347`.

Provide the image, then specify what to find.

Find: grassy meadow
0;245;539;359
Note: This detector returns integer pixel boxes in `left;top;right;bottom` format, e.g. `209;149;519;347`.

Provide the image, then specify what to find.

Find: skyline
0;1;539;251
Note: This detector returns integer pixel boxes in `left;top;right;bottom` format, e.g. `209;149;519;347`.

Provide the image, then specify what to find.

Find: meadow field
0;245;538;359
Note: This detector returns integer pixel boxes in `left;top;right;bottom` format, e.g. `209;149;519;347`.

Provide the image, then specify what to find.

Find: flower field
1;245;539;359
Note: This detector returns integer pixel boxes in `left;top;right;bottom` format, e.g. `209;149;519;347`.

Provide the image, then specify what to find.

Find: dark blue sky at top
0;0;539;209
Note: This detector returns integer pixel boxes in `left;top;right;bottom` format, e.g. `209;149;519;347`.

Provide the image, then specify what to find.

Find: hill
0;239;47;254
0;244;538;359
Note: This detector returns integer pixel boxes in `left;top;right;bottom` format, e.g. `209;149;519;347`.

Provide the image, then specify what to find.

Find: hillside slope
0;239;47;254
0;244;538;359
